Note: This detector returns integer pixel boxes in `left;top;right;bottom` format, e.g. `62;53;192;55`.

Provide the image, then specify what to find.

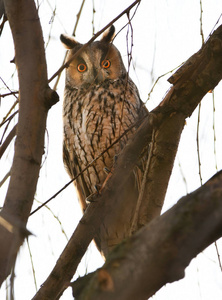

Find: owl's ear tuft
60;34;79;49
100;25;115;43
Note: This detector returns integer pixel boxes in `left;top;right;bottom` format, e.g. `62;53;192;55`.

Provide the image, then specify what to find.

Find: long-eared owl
61;26;148;258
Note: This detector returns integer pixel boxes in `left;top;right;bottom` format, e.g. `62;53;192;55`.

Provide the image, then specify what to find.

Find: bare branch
0;91;18;98
0;170;10;188
0;124;17;159
53;0;86;91
0;109;18;128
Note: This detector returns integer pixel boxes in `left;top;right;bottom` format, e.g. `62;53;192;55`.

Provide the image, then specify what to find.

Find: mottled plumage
61;26;148;257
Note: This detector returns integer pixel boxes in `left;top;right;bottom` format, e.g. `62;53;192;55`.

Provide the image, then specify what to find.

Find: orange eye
101;59;111;69
77;63;87;72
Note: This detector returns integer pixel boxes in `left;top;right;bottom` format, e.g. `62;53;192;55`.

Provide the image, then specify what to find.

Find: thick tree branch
33;24;222;299
0;0;58;285
137;24;222;227
73;170;222;300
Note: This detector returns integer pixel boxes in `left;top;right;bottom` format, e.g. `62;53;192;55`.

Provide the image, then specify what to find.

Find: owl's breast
63;79;143;193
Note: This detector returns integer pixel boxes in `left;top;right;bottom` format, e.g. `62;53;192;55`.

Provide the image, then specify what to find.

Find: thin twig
0;108;18;128
146;63;183;103
73;0;86;37
34;198;69;241
0;15;8;36
196;0;205;187
196;103;202;186
0;171;11;188
0;77;18;100
45;0;66;32
0;91;18;98
199;0;204;44
178;159;188;194
10;262;15;300
215;241;222;272
206;13;222;42
212;91;218;171
0;116;12;145
0;110;18;128
0;125;17;159
45;6;56;49
117;5;140;138
53;0;86;91
91;0;96;35
26;238;38;292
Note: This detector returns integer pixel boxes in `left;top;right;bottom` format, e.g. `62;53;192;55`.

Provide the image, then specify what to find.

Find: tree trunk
0;0;58;285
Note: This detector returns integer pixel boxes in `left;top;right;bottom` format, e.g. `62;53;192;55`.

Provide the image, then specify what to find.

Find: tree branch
137;23;222;227
0;125;17;159
0;0;58;285
73;170;222;300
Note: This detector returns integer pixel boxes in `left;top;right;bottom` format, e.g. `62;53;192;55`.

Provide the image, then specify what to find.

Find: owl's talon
114;155;118;163
94;184;102;193
86;193;97;204
86;184;101;203
104;167;111;174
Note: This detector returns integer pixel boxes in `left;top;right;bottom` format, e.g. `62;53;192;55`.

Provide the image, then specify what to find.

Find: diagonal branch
137;23;222;228
0;125;17;159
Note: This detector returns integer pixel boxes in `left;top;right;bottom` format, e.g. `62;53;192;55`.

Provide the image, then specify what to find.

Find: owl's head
60;26;126;88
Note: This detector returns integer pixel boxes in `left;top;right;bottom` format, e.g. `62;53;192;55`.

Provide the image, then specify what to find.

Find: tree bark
72;170;222;300
0;0;58;285
32;24;222;299
138;23;222;226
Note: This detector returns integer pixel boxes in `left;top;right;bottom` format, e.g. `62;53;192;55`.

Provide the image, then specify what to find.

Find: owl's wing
63;140;90;211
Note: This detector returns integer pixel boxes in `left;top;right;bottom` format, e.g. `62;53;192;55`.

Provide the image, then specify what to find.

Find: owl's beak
93;67;105;85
